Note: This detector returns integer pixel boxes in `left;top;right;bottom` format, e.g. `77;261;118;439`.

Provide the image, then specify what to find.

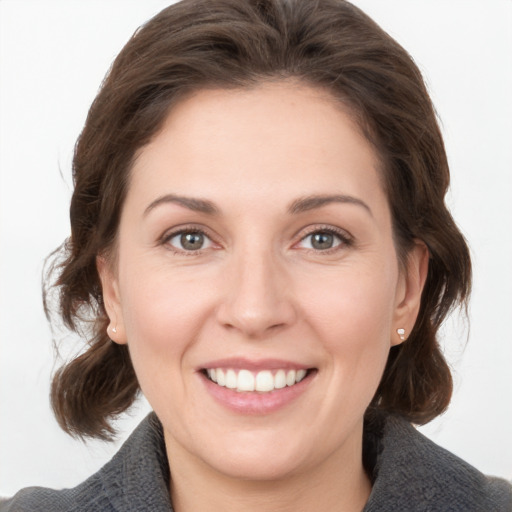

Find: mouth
198;360;317;414
201;367;315;393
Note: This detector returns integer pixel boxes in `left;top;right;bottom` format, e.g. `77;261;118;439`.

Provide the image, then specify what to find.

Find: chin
205;449;306;482
187;427;315;482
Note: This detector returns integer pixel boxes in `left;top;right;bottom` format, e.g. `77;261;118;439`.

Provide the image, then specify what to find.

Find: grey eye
311;232;335;250
298;231;343;251
168;231;212;251
181;232;204;250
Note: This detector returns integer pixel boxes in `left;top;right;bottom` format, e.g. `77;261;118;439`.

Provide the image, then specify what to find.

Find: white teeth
255;370;274;392
237;370;255;391
274;369;287;389
205;367;309;392
216;368;226;386
296;369;307;382
225;369;237;389
286;370;296;386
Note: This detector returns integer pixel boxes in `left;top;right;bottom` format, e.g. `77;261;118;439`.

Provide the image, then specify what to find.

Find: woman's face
100;82;426;482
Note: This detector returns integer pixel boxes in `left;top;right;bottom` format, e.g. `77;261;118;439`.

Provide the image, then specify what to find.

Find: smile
204;368;308;393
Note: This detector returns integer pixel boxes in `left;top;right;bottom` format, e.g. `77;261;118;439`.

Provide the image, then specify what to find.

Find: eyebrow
144;194;219;216
144;192;372;218
288;194;373;217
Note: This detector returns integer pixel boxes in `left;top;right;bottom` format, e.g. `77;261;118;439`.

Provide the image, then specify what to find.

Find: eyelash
160;225;353;255
160;226;215;255
296;225;353;253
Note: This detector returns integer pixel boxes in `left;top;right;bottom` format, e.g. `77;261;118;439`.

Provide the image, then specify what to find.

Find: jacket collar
99;412;511;511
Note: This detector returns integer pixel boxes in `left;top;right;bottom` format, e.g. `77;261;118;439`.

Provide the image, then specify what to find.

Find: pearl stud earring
397;328;405;341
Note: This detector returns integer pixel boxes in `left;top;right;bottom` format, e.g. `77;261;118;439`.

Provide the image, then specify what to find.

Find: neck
165;428;372;512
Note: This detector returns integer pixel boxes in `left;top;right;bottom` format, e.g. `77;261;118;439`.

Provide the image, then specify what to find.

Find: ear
96;255;127;345
391;240;429;346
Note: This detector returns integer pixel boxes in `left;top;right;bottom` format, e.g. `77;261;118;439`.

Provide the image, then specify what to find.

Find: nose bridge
217;237;295;337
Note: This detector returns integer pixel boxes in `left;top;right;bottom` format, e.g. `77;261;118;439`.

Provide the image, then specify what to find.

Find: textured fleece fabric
1;413;511;511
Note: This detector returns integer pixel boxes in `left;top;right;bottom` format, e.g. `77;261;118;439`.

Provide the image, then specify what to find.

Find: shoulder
0;413;172;512
365;414;512;512
0;449;117;512
0;476;111;512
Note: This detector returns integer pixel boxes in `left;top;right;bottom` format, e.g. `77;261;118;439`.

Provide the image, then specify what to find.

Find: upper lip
198;358;313;372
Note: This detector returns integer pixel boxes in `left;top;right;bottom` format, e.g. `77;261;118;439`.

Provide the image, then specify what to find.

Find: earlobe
392;241;429;346
96;255;127;345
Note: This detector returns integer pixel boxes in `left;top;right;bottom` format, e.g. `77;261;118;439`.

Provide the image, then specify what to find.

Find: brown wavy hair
46;0;471;440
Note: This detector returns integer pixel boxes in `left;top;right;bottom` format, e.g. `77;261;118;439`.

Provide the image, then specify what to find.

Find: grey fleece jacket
1;413;511;511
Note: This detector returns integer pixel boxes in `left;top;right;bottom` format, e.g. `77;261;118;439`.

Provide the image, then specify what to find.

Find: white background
1;0;511;496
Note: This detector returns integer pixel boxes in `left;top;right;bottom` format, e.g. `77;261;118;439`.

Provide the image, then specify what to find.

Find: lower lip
200;371;315;415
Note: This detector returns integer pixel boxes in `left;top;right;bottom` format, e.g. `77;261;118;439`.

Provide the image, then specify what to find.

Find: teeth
205;367;309;392
216;369;226;386
255;370;274;392
274;369;286;389
238;370;255;391
286;370;296;386
225;369;237;389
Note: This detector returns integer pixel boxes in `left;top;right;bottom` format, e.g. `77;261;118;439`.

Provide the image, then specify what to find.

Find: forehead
128;81;385;213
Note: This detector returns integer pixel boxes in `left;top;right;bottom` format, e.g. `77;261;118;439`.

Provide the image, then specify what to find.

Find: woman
1;0;511;510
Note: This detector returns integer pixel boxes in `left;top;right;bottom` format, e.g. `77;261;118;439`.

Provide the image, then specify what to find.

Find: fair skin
99;81;428;512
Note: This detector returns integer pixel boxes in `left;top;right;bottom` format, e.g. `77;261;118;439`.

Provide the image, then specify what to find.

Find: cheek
120;257;210;340
299;262;397;388
301;263;397;341
117;263;216;390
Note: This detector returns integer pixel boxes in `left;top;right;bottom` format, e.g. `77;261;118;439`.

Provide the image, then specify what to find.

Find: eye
297;228;350;251
165;230;214;252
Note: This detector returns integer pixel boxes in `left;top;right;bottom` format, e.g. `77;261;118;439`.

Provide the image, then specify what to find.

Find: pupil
312;232;333;250
181;232;204;250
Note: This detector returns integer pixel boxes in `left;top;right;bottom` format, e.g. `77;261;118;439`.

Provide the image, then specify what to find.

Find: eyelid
158;223;353;254
160;224;220;254
293;224;354;251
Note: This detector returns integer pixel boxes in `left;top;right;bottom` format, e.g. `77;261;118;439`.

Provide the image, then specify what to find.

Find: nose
216;247;297;339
